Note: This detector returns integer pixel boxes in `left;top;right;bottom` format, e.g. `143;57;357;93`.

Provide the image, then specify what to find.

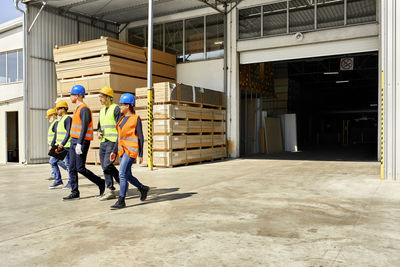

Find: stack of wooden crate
53;37;176;164
135;82;227;168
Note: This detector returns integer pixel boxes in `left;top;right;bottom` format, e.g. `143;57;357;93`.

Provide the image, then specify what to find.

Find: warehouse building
2;0;399;180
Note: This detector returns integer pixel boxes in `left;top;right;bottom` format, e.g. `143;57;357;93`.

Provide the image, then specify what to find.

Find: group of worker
46;85;149;209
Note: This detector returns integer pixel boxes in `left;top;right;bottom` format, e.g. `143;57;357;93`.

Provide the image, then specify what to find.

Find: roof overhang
24;0;243;25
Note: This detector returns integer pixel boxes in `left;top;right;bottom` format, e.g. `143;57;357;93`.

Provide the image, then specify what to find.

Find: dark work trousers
99;140;120;190
69;138;104;195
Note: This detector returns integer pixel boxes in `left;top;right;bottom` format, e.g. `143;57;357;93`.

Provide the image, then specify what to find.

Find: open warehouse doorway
240;52;378;161
6;111;19;163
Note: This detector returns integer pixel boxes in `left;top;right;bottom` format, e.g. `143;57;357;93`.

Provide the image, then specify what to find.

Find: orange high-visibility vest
117;115;139;159
70;103;94;140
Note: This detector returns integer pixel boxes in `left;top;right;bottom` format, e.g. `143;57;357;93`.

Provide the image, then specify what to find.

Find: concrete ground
1;158;400;266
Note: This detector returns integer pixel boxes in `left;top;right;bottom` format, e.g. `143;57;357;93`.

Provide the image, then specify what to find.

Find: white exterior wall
177;59;224;92
0;100;24;164
0;18;24;164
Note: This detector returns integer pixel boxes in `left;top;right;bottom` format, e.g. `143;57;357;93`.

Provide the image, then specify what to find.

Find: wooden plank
153;104;187;119
153;119;187;134
213;109;226;121
201;121;214;133
186;135;202;148
184;106;202;119
213;121;226;133
86;148;100;164
135;98;148;108
153;135;186;150
201;134;213;147
92;112;99;130
186;149;201;162
201;108;214;120
153;151;186;167
90;131;101;148
57;93;123;113
213;147;227;159
144;48;177;67
264;117;283;154
57;74;147;96
135;109;148;120
141;120;148;141
213;134;226;146
201;148;214;160
180;84;201;103
188;121;202;133
54;37;146;63
154;82;179;102
203;89;223;106
55;56;148;80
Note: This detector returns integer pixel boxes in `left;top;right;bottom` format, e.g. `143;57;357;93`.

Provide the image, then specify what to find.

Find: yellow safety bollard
147;88;153;170
380;71;384;180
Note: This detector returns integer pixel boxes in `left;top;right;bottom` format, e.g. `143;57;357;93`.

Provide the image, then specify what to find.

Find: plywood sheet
144;48;177;67
153;150;186;166
264;117;283;154
186;135;202;148
153;119;187;134
153;135;186;150
213;134;226;146
57;73;147;96
54;37;146;63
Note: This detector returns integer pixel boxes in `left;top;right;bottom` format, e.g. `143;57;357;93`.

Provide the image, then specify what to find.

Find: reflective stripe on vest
99;103;118;143
55;115;71;148
70;103;94;141
47;119;57;146
117;115;140;159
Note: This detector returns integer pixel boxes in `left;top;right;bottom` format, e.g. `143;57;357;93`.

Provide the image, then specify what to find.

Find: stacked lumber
135;82;227;168
53;37;176;164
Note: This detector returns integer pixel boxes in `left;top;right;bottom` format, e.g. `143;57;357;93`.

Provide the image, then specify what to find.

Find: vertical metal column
147;0;154;170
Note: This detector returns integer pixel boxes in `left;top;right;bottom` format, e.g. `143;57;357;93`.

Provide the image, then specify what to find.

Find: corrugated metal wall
27;5;118;163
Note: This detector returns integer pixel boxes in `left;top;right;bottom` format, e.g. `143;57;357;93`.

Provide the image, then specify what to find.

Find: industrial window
238;0;377;40
317;0;344;29
347;0;376;25
128;26;146;47
153;24;164;51
0;49;23;85
289;0;315;33
185;17;205;61
165;21;184;63
206;14;224;59
7;51;17;83
18;50;23;81
239;6;262;39
263;2;288;36
0;53;5;84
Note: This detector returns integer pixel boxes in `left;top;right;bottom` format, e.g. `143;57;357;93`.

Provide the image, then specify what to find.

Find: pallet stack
135;82;227;168
53;37;176;164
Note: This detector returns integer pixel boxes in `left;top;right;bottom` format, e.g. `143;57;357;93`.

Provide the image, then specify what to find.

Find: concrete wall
0;100;25;164
176;59;224;91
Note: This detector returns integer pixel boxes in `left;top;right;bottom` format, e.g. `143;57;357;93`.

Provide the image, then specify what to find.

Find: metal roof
24;0;242;25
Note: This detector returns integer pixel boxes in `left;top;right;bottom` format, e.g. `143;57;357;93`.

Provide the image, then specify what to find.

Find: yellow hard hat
99;86;114;98
46;108;57;118
56;100;68;109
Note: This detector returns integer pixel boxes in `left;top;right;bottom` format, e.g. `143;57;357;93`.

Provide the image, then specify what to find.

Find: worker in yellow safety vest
47;107;68;183
109;93;149;209
97;86;121;201
49;100;72;189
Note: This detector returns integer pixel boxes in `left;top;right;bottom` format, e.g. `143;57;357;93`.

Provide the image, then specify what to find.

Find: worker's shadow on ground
124;187;197;208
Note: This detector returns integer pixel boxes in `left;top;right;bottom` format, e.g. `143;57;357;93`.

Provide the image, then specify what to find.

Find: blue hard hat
69;85;85;96
118;93;135;105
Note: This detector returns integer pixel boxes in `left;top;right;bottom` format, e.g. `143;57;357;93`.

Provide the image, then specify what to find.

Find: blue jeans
50;156;66;184
50;157;67;178
119;153;143;197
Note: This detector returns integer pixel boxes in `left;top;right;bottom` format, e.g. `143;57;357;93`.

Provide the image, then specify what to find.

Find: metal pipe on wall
14;0;29;164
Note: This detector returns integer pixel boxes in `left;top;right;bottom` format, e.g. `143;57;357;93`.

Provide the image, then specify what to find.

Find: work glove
75;143;83;155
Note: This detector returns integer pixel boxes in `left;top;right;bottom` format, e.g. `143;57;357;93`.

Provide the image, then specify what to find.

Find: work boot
110;196;126;210
99;183;105;197
100;190;116;201
49;181;63;189
138;185;150;201
63;193;80;201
